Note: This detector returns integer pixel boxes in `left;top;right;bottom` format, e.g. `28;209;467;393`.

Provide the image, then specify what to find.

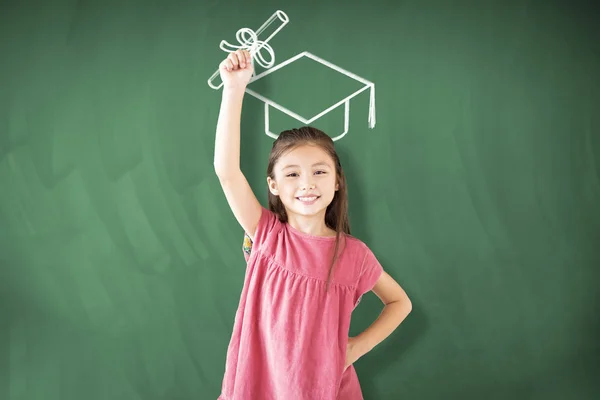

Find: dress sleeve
356;245;384;297
242;207;280;262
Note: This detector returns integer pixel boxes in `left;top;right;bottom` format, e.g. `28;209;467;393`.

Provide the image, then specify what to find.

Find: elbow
404;294;413;312
214;164;240;180
213;161;228;178
399;295;412;315
405;299;413;314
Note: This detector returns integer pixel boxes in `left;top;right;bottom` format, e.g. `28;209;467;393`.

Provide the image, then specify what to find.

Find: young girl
214;49;412;400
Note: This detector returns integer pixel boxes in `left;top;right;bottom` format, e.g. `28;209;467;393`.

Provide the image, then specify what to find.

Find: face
267;144;339;219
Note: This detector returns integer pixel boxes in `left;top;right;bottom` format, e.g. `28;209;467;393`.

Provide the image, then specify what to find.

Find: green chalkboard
1;0;599;399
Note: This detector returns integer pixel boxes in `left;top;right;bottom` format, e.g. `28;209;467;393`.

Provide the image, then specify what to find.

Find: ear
267;177;279;196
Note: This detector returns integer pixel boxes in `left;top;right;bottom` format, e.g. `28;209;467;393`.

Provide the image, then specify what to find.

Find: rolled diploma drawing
207;10;289;90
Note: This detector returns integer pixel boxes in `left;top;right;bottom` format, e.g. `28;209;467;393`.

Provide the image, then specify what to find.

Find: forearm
214;86;246;178
354;299;412;356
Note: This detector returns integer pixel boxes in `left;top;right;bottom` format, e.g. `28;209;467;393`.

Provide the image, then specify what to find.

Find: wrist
222;84;247;94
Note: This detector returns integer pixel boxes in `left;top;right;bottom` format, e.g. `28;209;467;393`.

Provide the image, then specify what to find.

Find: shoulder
349;239;384;295
340;234;372;256
337;234;379;273
343;235;384;273
256;207;284;234
242;206;284;261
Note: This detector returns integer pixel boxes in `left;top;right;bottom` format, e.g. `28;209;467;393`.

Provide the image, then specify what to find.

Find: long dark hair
266;127;350;292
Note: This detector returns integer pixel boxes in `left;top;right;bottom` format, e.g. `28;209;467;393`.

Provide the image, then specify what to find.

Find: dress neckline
285;222;338;241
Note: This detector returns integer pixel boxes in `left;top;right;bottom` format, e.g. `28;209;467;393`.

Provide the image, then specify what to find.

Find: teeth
298;196;317;201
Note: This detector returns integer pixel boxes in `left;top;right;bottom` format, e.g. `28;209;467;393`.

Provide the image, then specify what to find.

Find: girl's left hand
344;337;363;371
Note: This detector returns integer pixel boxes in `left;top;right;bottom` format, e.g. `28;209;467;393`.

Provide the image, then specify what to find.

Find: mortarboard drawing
207;10;376;142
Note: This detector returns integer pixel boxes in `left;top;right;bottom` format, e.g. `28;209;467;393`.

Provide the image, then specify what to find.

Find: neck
286;210;336;237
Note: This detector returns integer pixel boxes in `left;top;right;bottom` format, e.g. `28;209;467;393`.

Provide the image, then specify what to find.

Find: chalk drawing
207;10;289;90
208;10;376;141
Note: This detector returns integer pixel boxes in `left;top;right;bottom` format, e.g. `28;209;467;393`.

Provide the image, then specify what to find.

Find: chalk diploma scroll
207;10;289;90
207;10;376;141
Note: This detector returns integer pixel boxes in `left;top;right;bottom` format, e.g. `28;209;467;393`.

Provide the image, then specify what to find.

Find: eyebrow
281;162;331;170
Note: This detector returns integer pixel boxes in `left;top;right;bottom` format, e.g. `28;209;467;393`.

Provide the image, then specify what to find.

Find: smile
296;196;320;204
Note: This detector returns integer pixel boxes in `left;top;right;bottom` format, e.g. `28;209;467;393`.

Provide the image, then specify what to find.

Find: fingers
220;58;233;71
228;52;240;69
222;50;252;71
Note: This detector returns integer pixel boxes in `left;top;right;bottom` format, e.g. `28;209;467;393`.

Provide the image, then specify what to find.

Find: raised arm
213;50;262;241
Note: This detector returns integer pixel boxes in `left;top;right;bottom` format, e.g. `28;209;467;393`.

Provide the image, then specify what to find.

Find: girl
214;49;412;400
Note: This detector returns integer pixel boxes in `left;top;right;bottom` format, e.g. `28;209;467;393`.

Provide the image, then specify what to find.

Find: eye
286;172;298;177
315;170;327;175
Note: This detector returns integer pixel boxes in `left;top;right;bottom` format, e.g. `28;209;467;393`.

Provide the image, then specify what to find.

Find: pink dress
218;207;383;400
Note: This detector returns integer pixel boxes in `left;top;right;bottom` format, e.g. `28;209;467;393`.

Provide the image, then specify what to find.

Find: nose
301;182;316;191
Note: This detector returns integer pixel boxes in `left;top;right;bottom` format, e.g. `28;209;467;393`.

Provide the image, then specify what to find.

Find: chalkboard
1;0;599;399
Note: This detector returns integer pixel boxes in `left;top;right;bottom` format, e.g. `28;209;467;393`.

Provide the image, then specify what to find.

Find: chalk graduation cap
207;10;375;142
